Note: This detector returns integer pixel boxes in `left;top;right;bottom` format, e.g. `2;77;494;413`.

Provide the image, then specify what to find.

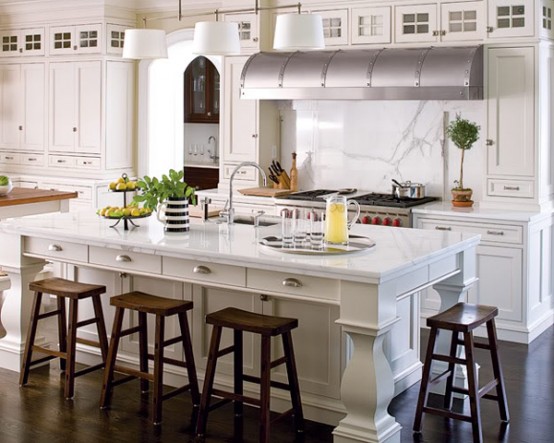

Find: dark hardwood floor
0;326;552;442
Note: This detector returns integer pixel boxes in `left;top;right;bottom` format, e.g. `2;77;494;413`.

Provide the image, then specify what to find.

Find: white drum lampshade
273;14;325;51
192;21;241;55
123;29;168;59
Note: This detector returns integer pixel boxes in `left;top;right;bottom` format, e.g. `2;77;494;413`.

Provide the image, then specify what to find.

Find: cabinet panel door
488;0;534;38
50;25;74;55
313;9;349;46
441;1;485;42
223;57;258;162
0;64;21;149
50;62;75;152
224;13;259;51
351;6;392;45
394;4;437;43
487;47;534;177
21;63;45;151
75;61;101;154
469;245;523;322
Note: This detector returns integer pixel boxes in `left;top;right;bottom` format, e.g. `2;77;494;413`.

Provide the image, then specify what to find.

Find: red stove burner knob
392;218;402;227
383;217;392;226
371;216;382;225
361;215;371;224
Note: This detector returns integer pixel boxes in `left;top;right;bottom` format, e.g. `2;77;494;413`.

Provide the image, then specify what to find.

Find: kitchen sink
232;215;279;227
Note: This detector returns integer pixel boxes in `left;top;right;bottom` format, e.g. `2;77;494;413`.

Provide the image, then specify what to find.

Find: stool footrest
27;354;58;368
270;407;294;425
37;309;63;320
119;326;142;337
113;364;154;382
207;397;232;413
429;368;453;386
270;355;287;369
215;344;234;358
474;341;492;351
431;353;466;365
75;337;102;348
161;383;195;402
146;353;189;369
478;379;499;398
243;374;292;392
111;374;137;387
163;335;183;347
422;406;473;423
76;318;99;328
32;345;65;359
211;388;261;407
74;362;104;377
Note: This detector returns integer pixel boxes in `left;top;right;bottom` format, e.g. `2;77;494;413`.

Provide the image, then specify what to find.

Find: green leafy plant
446;115;480;190
133;169;196;211
0;175;9;186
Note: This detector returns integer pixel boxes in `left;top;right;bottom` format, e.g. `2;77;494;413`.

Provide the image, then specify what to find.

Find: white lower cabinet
414;212;554;344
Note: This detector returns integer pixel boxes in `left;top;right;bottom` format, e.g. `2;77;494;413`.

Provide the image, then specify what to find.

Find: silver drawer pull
486;230;505;236
504;186;520;191
48;244;62;252
435;226;452;231
282;278;302;288
193;265;211;274
116;254;132;262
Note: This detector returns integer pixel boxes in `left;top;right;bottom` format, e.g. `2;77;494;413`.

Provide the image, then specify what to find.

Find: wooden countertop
0;187;78;207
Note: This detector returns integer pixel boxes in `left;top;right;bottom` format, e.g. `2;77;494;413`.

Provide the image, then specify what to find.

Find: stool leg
443;331;459;410
259;335;271;443
196;325;223;437
152;314;165;425
100;306;125;409
19;291;44;386
178;312;200;406
91;294;109;363
57;296;67;372
64;298;79;400
463;332;483;443
282;331;304;432
138;311;149;393
233;329;244;440
487;319;510;423
413;327;439;433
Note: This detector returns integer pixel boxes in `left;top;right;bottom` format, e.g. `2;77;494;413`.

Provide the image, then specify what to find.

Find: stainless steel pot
391;180;426;199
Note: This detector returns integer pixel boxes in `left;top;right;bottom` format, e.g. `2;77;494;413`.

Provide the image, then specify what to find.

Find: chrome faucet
221;161;267;225
207;136;219;163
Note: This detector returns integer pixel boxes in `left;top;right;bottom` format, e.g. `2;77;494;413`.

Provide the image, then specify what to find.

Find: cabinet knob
434;226;452;231
432;30;440;36
48;244;63;252
18;125;23;130
19;48;22;53
486;26;494;33
486;230;505;236
74;45;77;50
73;127;77;132
252;134;258;138
253;37;259;42
486;139;494;146
193;265;211;274
116;254;132;262
282;277;302;288
503;186;520;191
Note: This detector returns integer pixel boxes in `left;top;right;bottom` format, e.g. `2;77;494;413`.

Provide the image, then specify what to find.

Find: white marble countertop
0;211;479;285
196;188;276;207
412;202;549;222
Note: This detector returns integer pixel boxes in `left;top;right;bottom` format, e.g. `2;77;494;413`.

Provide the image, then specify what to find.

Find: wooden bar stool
413;303;510;443
20;277;109;400
195;307;304;443
100;291;200;425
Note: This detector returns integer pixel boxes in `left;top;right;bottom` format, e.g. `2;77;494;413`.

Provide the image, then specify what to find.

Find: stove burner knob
371;216;381;225
361;215;371;224
392;218;402;227
383;217;392;226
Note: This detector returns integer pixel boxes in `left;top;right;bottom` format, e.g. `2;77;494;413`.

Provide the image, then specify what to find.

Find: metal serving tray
259;235;376;255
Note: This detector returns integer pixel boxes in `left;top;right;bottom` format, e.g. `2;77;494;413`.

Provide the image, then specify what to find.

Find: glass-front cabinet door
184;56;220;124
487;0;534;38
394;4;438;43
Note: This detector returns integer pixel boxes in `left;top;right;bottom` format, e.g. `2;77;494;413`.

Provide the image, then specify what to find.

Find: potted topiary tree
133;169;196;232
446;114;480;207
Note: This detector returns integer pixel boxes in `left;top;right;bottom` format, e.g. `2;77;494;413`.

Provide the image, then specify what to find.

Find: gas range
274;189;437;228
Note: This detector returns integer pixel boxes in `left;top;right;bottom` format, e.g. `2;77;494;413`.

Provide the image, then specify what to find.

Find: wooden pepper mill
290;153;298;192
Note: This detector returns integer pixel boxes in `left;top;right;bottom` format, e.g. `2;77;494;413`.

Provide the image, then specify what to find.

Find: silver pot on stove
392;179;426;199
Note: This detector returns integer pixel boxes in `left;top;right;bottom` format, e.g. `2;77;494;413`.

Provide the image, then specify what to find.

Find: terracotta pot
451;188;473;207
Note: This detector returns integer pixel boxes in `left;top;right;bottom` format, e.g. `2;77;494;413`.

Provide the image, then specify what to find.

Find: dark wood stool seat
100;291;200;425
20;277;109;400
195;307;304;443
413;303;510;443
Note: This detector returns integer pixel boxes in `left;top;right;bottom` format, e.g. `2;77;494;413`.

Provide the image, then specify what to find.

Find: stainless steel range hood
240;46;483;100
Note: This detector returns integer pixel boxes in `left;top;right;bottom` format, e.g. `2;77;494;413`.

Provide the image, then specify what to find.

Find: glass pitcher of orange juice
324;194;360;245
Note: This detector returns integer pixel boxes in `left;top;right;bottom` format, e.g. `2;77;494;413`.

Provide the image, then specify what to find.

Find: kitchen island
0;187;77;219
0;212;479;443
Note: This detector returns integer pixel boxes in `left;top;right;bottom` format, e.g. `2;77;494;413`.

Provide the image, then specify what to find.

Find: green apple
0;175;9;186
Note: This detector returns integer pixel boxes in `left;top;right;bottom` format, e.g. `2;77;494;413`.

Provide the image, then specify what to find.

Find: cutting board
189;205;222;218
238;187;292;197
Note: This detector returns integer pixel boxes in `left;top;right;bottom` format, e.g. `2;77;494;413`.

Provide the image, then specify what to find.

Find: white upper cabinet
49;24;102;55
0;63;45;152
312;9;349;46
487;0;534;38
106;24;127;55
224;13;259;51
49;61;101;154
395;1;484;43
351;6;392;45
0;28;45;57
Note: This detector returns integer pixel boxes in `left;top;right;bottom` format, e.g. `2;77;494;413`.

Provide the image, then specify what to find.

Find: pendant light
123;28;168;60
192;19;240;55
273;13;325;50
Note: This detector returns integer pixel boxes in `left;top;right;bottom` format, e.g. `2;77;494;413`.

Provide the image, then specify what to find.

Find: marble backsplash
278;100;485;202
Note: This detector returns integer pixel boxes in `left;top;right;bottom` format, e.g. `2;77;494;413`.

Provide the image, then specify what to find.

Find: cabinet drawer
49;155;76;167
76;156;100;168
247;269;339;302
163;257;246;287
0;153;21;164
487;179;534;198
89;246;162;274
42;183;92;200
21;154;44;166
418;219;523;245
24;237;88;262
223;163;257;181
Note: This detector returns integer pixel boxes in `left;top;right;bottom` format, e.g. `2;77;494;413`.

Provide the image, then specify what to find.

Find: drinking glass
310;210;325;249
292;208;308;247
281;209;293;247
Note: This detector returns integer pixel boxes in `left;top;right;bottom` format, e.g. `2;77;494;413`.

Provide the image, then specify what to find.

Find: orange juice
325;202;348;244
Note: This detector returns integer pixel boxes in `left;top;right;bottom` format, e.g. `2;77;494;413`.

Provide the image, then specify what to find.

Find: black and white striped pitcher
157;197;190;232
